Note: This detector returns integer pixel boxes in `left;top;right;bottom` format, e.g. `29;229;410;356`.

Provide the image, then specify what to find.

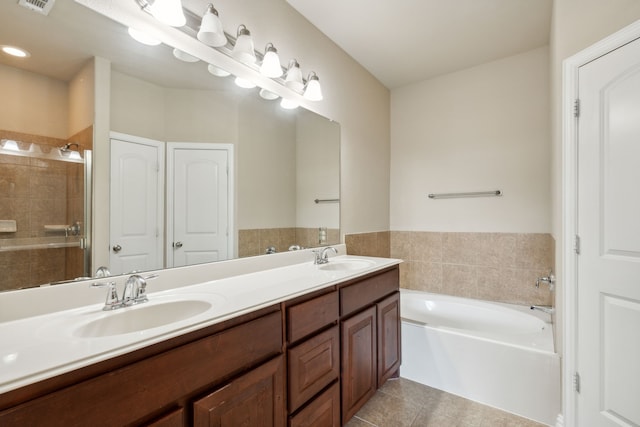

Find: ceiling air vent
18;0;56;16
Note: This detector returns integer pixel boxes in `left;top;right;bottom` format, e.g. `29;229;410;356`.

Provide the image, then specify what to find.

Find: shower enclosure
0;136;92;291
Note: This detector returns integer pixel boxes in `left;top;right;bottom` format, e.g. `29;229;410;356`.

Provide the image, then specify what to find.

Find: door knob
173;241;183;249
112;244;122;253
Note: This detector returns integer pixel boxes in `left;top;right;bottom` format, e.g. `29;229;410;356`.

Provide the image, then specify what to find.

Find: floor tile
352;378;547;427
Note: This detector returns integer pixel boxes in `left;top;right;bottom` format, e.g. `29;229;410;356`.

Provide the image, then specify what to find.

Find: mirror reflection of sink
318;259;375;271
74;300;213;338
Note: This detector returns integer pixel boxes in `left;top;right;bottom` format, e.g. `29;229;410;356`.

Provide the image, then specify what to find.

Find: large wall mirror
0;1;340;291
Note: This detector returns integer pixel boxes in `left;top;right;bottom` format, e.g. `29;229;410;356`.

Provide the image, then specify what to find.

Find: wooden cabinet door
288;326;340;412
341;306;377;424
377;292;401;387
193;356;285;427
289;382;340;427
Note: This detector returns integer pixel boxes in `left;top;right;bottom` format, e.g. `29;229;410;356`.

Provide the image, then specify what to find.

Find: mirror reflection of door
109;135;164;275
166;143;234;268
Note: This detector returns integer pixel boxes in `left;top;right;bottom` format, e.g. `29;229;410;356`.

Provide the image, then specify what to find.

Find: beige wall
295;110;340;229
391;46;550;233
68;60;95;137
205;0;391;238
0;63;68;139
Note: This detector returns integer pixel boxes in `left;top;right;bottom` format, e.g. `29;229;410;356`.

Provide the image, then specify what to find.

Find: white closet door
167;143;233;268
576;36;640;427
109;136;164;275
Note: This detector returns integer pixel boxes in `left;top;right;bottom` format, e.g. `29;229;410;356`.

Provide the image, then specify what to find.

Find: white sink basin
318;259;375;271
73;299;213;338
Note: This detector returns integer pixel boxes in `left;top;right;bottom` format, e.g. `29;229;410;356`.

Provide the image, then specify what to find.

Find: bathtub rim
399;289;556;354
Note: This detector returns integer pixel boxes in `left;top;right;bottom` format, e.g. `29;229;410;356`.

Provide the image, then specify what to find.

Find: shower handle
112;244;122;253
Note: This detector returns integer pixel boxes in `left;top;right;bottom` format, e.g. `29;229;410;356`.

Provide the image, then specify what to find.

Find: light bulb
151;0;186;27
304;72;323;101
197;4;227;47
234;76;256;89
285;60;304;92
231;25;256;64
260;43;282;78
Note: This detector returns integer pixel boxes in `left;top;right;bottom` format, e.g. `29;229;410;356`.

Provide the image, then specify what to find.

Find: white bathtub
400;289;560;426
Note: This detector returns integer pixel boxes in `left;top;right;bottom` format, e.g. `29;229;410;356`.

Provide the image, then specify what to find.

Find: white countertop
0;252;400;395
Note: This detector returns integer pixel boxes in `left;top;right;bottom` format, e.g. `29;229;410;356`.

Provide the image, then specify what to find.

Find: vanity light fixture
207;63;230;77
280;98;299;110
1;139;20;151
173;48;199;62
197;4;227;47
303;71;323;101
150;0;186;27
259;88;279;100
1;45;30;58
260;43;283;78
234;76;256;89
127;27;161;46
284;59;304;92
231;25;256;64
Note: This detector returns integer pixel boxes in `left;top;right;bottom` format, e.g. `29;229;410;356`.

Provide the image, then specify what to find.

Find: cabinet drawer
289;382;340;427
340;267;399;316
193;356;285;427
288;326;340;412
0;312;282;426
287;290;338;343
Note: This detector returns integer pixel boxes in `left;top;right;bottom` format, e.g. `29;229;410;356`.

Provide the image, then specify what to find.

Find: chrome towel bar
314;198;340;204
428;190;502;199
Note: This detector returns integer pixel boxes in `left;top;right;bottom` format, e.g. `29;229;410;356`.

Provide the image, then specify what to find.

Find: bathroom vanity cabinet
0;265;400;426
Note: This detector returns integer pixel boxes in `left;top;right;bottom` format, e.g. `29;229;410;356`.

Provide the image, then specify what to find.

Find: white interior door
110;135;164;275
167;143;233;268
576;36;640;426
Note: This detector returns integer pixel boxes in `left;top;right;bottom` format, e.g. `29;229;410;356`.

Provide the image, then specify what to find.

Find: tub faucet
313;246;338;264
530;305;555;315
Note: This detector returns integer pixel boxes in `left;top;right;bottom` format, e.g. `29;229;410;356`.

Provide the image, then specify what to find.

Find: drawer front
289;382;340;427
193;356;285;427
0;312;282;427
287;291;338;344
340;267;399;317
288;326;340;412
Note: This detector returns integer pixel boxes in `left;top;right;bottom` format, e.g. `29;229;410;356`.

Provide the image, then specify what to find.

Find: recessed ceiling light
1;45;31;58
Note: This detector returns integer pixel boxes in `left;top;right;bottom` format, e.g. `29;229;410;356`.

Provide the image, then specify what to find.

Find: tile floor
345;378;547;427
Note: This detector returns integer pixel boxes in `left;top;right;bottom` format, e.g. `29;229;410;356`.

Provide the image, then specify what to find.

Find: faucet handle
91;281;119;310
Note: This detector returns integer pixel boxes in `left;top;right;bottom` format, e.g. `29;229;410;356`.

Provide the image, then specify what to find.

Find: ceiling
286;0;553;89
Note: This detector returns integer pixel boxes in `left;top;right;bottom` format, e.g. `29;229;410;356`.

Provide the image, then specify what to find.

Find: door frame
562;19;640;427
165;142;235;266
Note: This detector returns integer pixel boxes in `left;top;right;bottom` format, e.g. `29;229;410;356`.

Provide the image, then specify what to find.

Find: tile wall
346;231;554;306
238;227;340;258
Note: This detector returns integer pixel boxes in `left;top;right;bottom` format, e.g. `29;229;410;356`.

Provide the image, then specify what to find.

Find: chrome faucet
91;273;157;311
313;246;338;264
535;270;556;291
530;305;555;315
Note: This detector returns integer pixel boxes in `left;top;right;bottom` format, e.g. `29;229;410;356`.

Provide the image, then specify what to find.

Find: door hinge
574;372;581;393
574;235;581;255
574;99;580;118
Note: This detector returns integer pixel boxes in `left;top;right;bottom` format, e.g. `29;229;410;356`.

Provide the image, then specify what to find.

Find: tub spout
530;305;555;315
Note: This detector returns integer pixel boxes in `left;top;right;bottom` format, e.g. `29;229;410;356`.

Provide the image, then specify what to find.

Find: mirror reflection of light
1;139;20;151
424;301;435;311
280;98;299;110
127;28;161;46
2;353;18;364
234;77;256;89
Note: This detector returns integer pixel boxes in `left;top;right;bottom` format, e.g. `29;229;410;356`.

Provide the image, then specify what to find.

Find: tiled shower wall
346;231;554;306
